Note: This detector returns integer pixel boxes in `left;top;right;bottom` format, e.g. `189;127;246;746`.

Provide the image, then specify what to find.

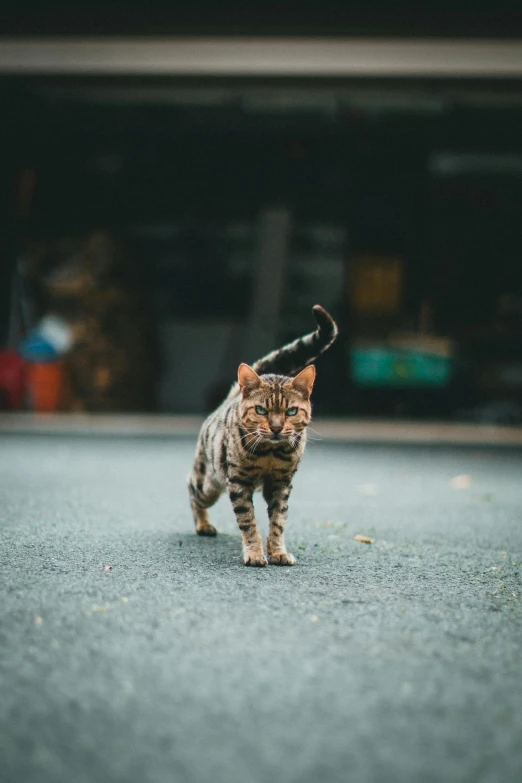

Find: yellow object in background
350;255;404;315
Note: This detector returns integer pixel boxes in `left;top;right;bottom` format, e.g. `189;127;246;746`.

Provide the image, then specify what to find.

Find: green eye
255;406;267;415
286;407;298;416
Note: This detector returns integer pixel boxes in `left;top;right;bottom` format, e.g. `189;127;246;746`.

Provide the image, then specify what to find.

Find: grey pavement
1;433;521;783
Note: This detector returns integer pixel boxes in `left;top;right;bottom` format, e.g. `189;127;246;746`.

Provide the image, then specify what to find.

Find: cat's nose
270;423;283;433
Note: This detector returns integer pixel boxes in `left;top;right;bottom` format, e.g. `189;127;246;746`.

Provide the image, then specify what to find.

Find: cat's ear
289;365;316;398
238;363;262;396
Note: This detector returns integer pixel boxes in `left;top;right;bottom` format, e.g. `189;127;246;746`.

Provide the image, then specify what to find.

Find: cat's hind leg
188;456;221;536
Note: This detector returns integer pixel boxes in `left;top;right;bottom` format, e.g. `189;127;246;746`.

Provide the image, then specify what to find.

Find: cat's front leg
263;476;296;566
227;479;267;567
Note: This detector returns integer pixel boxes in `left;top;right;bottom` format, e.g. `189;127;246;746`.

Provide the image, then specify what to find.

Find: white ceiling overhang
0;37;521;77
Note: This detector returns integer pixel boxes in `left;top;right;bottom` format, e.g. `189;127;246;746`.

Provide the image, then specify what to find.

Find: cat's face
238;364;315;444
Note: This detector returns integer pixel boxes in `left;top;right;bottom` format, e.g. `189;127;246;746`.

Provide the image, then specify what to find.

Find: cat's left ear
289;365;316;398
238;363;262;396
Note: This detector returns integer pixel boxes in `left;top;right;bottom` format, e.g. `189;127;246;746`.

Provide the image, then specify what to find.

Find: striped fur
188;305;338;567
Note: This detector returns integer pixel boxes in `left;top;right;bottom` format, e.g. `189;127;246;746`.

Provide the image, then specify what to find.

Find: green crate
351;347;453;388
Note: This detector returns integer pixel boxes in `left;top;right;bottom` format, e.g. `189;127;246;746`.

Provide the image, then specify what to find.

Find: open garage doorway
1;62;522;420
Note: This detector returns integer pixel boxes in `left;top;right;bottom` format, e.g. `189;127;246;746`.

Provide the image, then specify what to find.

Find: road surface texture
1;433;521;783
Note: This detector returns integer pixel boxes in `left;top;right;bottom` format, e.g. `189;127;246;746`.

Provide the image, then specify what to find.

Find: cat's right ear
238;364;262;396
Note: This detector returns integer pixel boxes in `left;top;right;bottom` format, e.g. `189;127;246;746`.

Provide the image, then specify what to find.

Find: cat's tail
252;304;338;377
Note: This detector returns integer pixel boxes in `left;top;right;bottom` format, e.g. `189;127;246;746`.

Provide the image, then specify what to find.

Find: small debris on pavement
91;604;109;613
449;474;472;489
358;484;379;496
310;615;319;622
34;616;43;625
103;564;113;572
354;534;374;544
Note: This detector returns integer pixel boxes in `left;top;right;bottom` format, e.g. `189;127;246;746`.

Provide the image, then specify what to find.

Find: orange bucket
26;360;65;412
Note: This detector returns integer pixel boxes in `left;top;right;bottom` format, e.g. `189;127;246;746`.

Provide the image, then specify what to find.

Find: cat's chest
239;449;299;482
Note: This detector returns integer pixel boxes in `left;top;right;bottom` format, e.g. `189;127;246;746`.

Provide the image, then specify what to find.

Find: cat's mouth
255;430;288;443
242;427;296;446
268;430;298;443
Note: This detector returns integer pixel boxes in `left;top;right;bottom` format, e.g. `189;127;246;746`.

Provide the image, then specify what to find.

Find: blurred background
1;1;522;423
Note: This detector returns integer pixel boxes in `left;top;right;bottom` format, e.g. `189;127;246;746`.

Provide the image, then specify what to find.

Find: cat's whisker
289;432;302;449
304;426;323;443
249;435;264;454
247;437;261;453
244;430;263;453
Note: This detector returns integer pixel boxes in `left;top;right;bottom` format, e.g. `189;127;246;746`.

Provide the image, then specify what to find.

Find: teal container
351;347;453;388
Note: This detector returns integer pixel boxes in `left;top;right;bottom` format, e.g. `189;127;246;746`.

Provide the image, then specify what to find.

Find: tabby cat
188;305;338;566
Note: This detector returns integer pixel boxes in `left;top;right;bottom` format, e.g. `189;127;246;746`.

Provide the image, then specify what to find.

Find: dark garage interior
2;75;522;420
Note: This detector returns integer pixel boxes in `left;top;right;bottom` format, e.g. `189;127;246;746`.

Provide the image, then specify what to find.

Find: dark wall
2;1;522;36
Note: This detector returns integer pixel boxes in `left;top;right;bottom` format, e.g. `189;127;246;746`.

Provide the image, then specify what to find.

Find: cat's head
237;363;315;443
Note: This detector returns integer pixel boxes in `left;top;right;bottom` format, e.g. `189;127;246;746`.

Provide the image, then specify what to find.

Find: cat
188;305;338;567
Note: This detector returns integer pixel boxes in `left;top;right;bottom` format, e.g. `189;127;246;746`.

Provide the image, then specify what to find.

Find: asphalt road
1;433;521;783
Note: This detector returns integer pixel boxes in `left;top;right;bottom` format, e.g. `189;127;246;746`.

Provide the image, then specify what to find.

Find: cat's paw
244;552;268;567
269;552;296;566
196;523;217;537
